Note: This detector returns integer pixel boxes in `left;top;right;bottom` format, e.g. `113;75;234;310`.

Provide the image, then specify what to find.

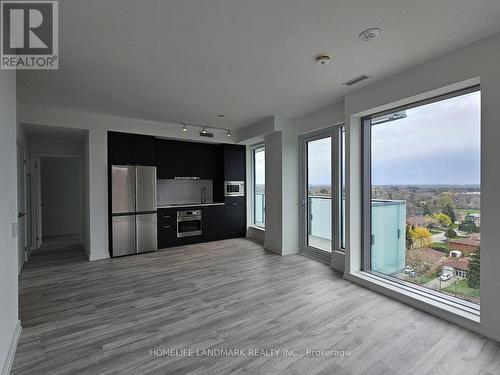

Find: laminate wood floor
12;238;500;375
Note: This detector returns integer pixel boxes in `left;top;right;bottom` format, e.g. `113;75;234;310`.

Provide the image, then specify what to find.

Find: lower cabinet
157;208;177;249
157;202;247;249
224;197;246;238
202;206;225;240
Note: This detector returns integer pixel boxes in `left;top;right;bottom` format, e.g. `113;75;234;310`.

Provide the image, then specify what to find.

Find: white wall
83;132;90;258
0;71;19;374
263;131;283;253
291;101;344;136
28;136;84;156
40;157;84;238
18;107;236;260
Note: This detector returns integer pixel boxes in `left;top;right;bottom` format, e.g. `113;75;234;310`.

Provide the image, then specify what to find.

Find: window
252;146;265;227
363;87;481;306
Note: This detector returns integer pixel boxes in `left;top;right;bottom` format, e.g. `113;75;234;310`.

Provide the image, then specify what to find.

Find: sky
308;137;332;185
261;91;480;187
372;91;480;185
254;148;265;185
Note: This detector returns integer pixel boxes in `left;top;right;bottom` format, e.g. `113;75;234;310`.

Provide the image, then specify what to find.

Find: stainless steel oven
177;210;202;238
224;181;245;197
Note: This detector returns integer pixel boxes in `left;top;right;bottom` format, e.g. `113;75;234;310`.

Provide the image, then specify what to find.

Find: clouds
372;91;480;185
254;148;265;185
308;137;331;185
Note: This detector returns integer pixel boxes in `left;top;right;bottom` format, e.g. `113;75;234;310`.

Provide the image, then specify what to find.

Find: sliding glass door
300;126;343;261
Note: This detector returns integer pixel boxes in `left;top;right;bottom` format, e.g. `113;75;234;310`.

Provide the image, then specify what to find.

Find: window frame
250;143;266;228
361;85;481;310
299;124;344;263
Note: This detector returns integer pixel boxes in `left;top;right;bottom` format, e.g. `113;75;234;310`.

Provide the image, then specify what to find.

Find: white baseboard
1;320;21;375
264;243;299;256
264;243;282;255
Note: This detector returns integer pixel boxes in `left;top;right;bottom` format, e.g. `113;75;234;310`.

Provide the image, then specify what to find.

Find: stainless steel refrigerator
111;165;157;256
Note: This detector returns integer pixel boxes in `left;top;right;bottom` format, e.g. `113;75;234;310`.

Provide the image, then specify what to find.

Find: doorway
299;126;344;263
38;156;84;247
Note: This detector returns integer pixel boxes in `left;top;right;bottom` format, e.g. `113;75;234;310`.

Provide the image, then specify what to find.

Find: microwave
224;181;245;197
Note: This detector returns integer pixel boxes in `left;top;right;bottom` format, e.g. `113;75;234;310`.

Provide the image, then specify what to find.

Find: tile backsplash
157;179;213;205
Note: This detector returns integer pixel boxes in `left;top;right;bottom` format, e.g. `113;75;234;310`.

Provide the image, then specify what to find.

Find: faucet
201;186;207;203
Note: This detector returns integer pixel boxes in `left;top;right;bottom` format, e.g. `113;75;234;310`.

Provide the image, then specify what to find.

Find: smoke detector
359;28;382;41
315;54;331;66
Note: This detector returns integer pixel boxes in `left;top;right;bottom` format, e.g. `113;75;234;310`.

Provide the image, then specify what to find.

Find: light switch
12;222;18;238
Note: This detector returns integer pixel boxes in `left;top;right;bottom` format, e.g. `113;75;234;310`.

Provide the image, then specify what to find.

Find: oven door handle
177;217;202;222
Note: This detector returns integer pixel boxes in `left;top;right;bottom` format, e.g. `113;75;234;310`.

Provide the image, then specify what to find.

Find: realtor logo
1;0;58;69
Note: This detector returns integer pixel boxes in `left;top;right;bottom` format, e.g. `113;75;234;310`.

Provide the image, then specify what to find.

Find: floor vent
343;74;369;86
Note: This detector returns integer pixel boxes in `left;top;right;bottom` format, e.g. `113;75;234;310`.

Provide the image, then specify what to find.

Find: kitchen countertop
157;202;226;209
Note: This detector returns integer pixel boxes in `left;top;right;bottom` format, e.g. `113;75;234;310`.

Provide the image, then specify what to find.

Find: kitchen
108;131;246;257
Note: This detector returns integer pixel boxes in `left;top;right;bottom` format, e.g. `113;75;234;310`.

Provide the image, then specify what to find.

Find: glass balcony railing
255;192;265;227
308;196;332;252
370;200;406;275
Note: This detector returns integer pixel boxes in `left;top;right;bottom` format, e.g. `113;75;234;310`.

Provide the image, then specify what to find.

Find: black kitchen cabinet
134;135;156;166
155;139;221;180
108;131;156;166
224;197;246;237
108;132;135;165
155;139;176;179
223;144;246;181
158;208;177;249
202;205;225;240
157;202;244;249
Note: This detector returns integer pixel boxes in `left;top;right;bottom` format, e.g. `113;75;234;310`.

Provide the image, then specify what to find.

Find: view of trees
459;217;480;234
468;249;480;289
445;228;458;239
372;185;479;217
375;185;481;303
412;227;432;248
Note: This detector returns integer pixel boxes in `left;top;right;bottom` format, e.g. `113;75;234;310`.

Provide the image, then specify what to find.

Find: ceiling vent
343;74;369;86
200;131;214;138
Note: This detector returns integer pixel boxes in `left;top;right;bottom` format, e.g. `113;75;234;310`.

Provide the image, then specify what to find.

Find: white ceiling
17;0;500;130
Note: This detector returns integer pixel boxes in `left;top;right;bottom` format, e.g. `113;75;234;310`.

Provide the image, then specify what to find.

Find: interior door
300;127;341;260
17;145;26;274
35;157;42;248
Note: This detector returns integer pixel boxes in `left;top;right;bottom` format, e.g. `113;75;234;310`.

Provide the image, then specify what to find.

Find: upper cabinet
155;139;222;180
155;139;176;179
108;131;246;183
223;144;246;181
108;132;156;166
133;135;156;166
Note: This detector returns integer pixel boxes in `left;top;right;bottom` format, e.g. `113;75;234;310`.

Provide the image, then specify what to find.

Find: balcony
255;192;265;227
307;197;404;263
308;196;332;252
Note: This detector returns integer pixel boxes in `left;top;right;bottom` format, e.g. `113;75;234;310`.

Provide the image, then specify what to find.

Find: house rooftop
444;257;471;271
448;238;480;247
